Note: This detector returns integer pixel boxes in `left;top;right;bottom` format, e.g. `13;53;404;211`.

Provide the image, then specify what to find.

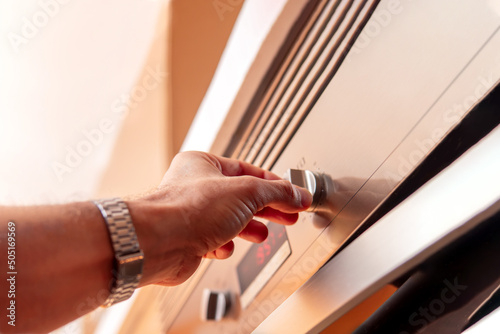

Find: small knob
285;169;325;212
201;289;232;321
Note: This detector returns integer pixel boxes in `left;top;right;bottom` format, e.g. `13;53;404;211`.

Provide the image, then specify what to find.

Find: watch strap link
94;197;144;307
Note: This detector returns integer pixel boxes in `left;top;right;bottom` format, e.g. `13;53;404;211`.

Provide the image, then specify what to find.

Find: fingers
181;152;312;212
175;152;313;264
209;153;282;180
258;179;313;213
238;219;268;243
255;207;299;225
204;220;269;259
204;152;313;211
204;240;234;260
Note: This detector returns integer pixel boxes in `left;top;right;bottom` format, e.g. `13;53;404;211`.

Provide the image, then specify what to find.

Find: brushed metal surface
255;124;500;334
168;0;500;333
233;0;332;160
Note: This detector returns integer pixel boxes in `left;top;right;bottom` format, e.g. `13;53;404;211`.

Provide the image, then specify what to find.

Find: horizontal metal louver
154;1;380;331
230;0;380;170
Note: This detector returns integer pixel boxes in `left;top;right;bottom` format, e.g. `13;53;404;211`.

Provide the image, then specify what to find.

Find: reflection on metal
256;125;500;333
464;305;500;334
310;176;391;229
128;0;500;333
285;169;328;212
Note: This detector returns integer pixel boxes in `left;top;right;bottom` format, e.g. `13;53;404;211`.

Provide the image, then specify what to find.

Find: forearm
0;202;115;333
0;198;198;333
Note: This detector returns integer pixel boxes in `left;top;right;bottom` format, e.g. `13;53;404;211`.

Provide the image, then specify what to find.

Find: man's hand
0;152;312;333
128;151;312;286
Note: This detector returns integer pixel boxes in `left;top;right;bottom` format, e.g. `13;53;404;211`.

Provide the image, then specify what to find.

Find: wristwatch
94;198;144;307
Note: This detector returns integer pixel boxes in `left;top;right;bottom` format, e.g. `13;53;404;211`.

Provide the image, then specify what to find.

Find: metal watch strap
94;197;144;307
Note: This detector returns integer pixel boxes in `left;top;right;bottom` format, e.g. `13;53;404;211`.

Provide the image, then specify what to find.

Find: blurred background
0;0;243;332
0;0;243;205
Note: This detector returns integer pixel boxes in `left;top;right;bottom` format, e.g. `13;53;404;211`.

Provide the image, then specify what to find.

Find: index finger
209;154;282;180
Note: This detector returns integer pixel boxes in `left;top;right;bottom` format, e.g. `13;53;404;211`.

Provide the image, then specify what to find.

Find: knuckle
242;176;262;192
279;180;296;199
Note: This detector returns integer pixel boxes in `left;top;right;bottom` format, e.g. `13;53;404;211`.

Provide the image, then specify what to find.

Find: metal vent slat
230;0;380;168
234;0;338;160
232;0;332;160
260;0;380;169
245;0;353;164
251;0;362;166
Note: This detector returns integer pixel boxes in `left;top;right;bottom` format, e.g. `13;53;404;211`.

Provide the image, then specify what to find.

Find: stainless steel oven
123;1;500;333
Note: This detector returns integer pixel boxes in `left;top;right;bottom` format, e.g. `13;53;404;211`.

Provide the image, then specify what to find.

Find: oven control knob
285;169;325;212
201;289;233;321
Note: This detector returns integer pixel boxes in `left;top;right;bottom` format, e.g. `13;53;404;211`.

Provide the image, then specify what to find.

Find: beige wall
96;4;171;198
0;0;164;205
170;0;244;154
96;0;244;197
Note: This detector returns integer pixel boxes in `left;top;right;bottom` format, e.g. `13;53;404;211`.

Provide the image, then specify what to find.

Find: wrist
93;198;144;306
125;198;199;287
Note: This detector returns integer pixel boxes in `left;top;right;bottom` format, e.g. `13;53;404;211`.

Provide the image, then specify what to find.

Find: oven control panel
159;0;500;332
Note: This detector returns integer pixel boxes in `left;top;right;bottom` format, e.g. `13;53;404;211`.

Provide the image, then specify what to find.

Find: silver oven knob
201;289;232;321
285;169;326;212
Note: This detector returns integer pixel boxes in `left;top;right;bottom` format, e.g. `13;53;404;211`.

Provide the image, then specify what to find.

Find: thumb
258;179;313;213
